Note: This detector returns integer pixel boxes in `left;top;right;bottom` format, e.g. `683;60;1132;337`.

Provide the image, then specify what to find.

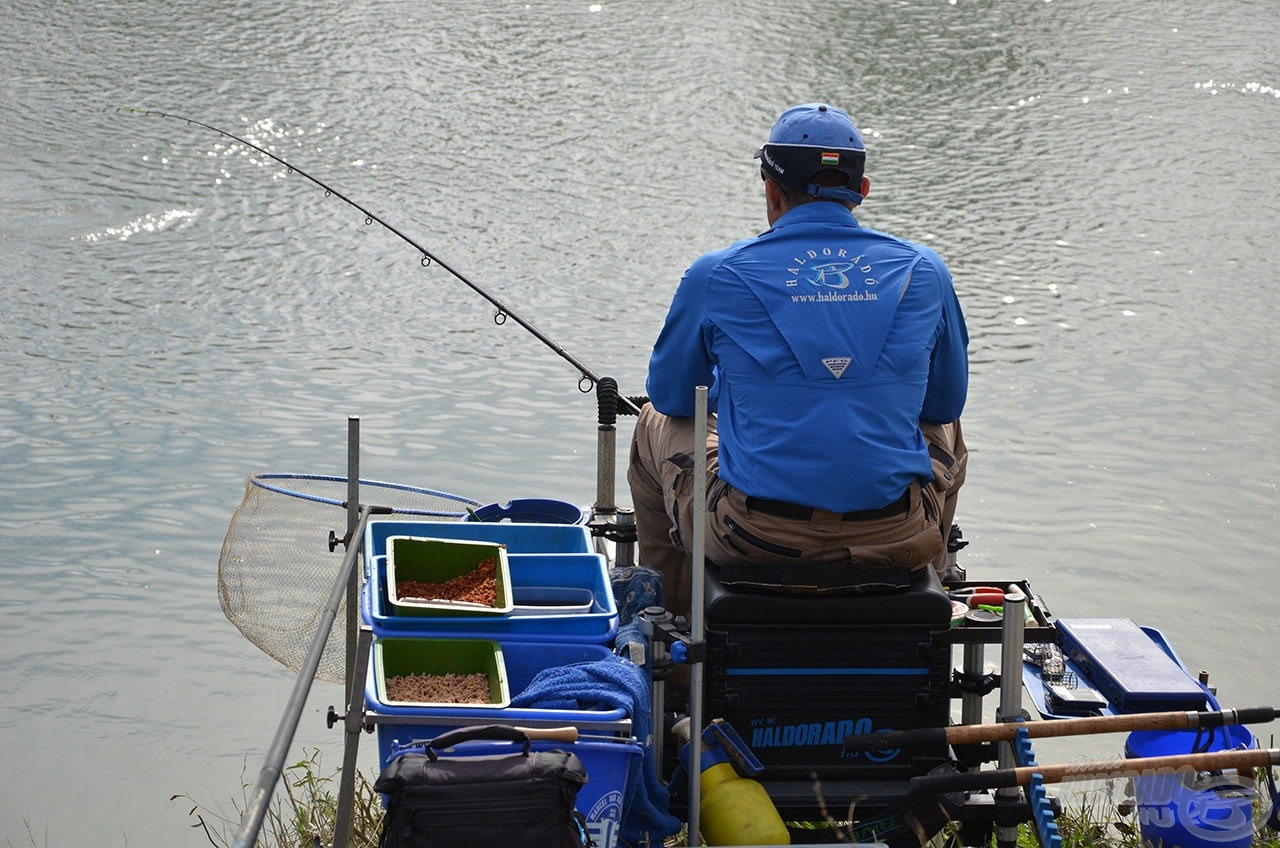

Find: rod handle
844;726;946;753
912;767;1019;795
513;726;580;743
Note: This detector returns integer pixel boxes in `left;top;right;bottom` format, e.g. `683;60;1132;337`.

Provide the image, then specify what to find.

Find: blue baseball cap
755;103;866;204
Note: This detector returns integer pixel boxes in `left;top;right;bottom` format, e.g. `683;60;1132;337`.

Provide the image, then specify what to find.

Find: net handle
250;472;481;513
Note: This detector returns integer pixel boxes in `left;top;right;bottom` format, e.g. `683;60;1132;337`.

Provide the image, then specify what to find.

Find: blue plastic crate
368;640;620;718
363;551;618;643
368;640;629;761
384;733;641;848
366;520;593;579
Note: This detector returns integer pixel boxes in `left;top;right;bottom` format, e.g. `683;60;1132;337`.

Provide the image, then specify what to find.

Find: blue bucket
1125;726;1258;848
463;498;589;525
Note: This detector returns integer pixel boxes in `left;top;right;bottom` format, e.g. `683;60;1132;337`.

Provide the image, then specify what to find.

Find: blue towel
510;653;682;845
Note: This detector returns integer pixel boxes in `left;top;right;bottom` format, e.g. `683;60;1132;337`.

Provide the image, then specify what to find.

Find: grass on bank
173;750;383;848
177;749;1279;848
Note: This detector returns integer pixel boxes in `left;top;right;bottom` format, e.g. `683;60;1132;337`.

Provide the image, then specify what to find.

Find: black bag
373;724;592;848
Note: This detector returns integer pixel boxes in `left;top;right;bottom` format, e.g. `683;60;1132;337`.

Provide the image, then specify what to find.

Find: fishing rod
119;107;641;416
910;746;1280;795
832;746;1280;847
844;705;1279;753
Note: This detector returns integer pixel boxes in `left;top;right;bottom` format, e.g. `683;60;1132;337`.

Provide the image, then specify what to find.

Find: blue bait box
1056;618;1209;713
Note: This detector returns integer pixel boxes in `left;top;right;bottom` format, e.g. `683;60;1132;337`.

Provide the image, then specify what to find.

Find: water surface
1;2;1277;844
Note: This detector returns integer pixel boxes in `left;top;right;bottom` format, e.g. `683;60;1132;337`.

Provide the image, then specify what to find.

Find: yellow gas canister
673;717;790;846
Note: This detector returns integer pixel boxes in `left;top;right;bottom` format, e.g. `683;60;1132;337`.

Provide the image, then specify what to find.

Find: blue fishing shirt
646;202;968;512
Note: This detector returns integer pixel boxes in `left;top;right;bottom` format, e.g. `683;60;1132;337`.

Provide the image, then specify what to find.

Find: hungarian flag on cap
820;151;840;166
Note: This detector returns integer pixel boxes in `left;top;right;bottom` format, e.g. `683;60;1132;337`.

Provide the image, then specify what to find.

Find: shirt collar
772;201;860;231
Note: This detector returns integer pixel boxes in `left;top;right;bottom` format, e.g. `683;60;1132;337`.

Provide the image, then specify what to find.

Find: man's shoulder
859;226;951;276
686;233;760;278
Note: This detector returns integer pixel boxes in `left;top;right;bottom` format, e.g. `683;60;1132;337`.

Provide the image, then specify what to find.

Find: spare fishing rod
910;746;1280;796
845;705;1280;753
119;107;641;416
832;746;1280;847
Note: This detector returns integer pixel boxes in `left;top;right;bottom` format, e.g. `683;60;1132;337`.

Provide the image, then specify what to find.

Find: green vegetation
173;750;382;848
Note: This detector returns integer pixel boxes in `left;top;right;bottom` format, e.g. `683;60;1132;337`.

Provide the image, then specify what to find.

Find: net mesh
218;473;480;682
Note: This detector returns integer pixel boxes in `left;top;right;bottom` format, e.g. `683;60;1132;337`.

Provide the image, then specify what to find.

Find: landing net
218;473;480;682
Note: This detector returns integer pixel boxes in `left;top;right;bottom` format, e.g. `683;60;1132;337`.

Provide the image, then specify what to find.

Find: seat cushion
705;562;950;626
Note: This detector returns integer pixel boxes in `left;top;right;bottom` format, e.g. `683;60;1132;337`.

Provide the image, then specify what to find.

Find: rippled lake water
2;1;1277;844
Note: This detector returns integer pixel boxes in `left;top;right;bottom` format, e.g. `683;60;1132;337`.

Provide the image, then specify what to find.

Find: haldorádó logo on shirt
806;261;857;289
786;247;878;290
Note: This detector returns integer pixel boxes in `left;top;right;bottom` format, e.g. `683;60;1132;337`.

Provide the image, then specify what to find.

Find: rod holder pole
614;507;636;569
995;586;1028;848
595;376;620;516
686;386;709;846
961;642;985;726
334;416;362;848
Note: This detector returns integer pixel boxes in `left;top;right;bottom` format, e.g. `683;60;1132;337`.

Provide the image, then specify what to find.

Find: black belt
745;487;911;522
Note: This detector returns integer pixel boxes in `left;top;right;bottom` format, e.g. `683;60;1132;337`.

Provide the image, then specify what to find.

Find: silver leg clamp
995;586;1029;848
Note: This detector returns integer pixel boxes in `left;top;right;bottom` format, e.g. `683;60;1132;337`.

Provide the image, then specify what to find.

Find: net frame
218;473;480;681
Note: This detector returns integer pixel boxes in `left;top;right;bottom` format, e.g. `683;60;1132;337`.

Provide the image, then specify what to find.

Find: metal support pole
596;424;617;514
345;416;359;681
614;507;636;569
596;435;616;514
995;586;1028;848
640;606;674;780
595;376;619;518
961;642;986;726
596;378;640;567
686;386;709;846
333;416;363;848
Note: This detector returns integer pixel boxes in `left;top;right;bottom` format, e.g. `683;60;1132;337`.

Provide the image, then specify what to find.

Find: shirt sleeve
645;251;720;417
918;250;969;424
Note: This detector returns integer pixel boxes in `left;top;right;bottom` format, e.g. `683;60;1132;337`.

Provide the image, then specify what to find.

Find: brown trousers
626;404;968;621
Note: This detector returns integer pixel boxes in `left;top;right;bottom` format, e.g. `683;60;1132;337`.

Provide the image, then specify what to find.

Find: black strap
424;724;531;760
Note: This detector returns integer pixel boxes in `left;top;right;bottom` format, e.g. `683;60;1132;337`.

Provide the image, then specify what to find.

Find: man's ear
764;179;787;223
858;175;871;203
